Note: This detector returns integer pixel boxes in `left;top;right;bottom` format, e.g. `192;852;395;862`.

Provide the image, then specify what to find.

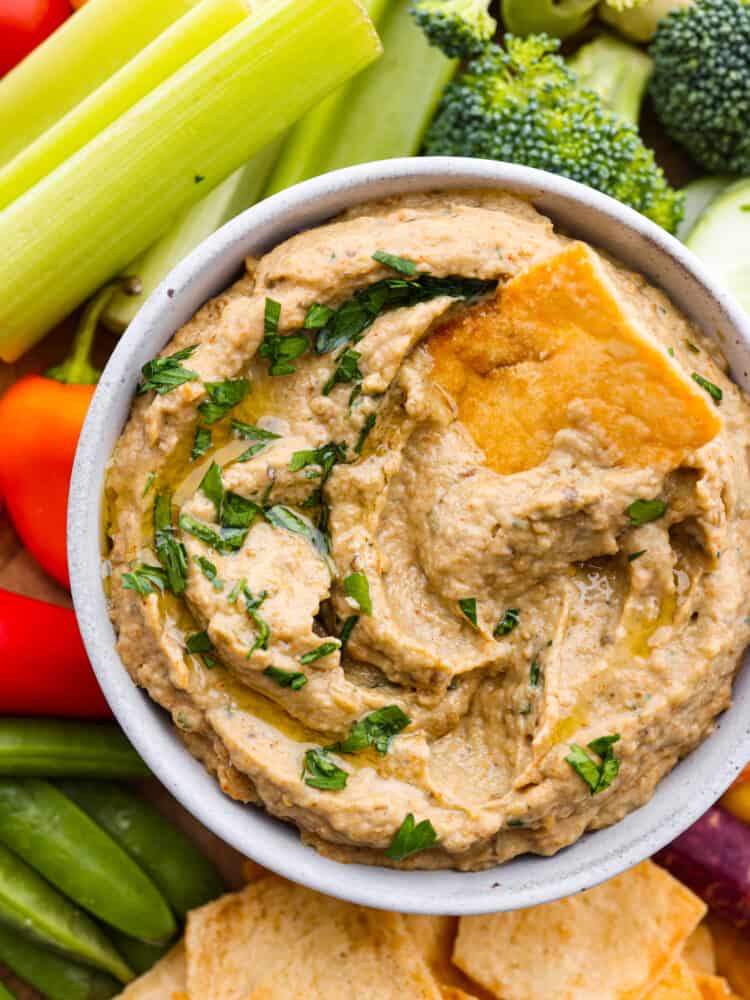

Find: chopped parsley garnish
494;608;520;638
122;564;168;596
327;705;410;756
222;492;263;530
264;505;330;558
386;813;438;861
179;513;247;553
372;250;419;276
186;630;218;668
685;340;700;354
343;571;372;614
154;494;188;594
529;660;542;687
231;419;282;441
264;666;308;690
303;749;348;791
236;443;268;463
198;378;250;424
304;303;335;329
627;498;667;526
354;413;376;454
138;345;199;395
193;555;223;590
259;297;309;376
313;274;495;355
322;347;362;396
566;735;620;795
142;472;156;497
199;461;224;516
243;585;270;655
289;442;347;482
691;372;722;403
227;579;244;604
458;597;478;628
628;549;647;562
339;615;359;651
300;641;340;665
507;818;524;828
191;426;212;460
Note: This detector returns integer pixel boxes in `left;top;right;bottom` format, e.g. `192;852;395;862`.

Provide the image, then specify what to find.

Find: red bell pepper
0;588;110;717
0;285;116;589
0;0;72;77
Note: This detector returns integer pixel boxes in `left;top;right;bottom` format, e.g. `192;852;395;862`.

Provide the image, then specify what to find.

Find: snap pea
108;927;173;975
59;780;224;917
0;841;132;983
0;779;175;943
0;720;148;777
0;923;118;1000
0;981;14;999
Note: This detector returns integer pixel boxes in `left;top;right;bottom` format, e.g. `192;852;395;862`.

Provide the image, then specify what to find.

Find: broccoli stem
568;34;653;127
501;0;598;40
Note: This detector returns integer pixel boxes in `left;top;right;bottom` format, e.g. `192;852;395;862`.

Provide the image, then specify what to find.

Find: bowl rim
69;156;750;915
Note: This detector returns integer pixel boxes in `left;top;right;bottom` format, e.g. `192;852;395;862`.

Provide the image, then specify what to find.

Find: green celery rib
104;141;283;331
0;0;203;168
264;0;393;195
0;0;248;211
309;0;457;175
0;0;382;362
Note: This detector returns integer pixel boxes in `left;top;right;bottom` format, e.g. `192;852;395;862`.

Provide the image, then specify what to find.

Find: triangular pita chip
114;941;187;1000
643;960;701;999
684;924;717;976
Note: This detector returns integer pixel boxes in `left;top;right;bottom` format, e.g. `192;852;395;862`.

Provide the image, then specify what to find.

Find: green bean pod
0;779;175;943
0;841;132;983
108;927;173;975
59;780;224;917
0;923;119;1000
0;980;15;1000
0;720;148;777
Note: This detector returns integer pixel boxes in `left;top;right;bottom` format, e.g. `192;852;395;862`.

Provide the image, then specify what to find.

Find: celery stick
0;0;381;362
0;0;248;211
311;0;456;174
264;0;393;195
0;0;202;168
103;141;282;332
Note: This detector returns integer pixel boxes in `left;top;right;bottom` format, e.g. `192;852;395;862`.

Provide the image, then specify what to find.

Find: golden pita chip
707;916;750;998
186;875;442;999
643;960;701;999
684;924;717;976
440;988;481;1000
694;973;739;999
114;941;186;1000
403;915;494;1000
453;861;706;1000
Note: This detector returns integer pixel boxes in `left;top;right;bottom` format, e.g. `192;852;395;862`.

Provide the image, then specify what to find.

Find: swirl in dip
105;191;750;869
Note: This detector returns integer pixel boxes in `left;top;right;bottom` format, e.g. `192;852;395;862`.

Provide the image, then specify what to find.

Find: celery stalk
0;0;249;212
0;0;381;362
313;0;457;173
264;0;393;196
0;0;203;168
103;141;282;332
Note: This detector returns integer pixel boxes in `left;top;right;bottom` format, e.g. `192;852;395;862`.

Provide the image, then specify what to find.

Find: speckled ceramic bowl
69;158;750;915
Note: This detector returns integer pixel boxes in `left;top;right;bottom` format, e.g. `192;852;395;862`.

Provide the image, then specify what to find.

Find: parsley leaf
259;298;309;376
138;345;199;395
386;813;438;861
344;571;372;614
627;498;667;526
191;426;212;460
322;347;362;396
289;442;347;482
199;462;223;516
231;420;281;442
122;564;168;596
691;372;722;403
566;735;620;795
304;303;335;329
339;615;358;651
243;584;270;655
458;597;478;628
303;749;348;791
628;549;647;562
154;495;188;594
186;630;218;668
327;705;410;756
354;413;376;454
300;641;340;665
372;250;419;276
193;555;223;590
529;660;542;687
179;513;247;553
264;666;307;690
494;608;520;638
685;340;700;354
222;492;263;530
142;472;156;497
198;378;250;425
264;505;330;558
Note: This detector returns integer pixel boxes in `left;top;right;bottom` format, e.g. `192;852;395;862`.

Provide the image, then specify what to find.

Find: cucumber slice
685;178;750;314
676;176;733;243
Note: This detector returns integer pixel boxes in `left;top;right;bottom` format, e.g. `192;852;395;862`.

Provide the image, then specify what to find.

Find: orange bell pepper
722;764;750;826
0;285;116;588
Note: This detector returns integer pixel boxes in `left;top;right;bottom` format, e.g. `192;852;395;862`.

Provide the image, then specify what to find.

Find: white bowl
69;157;750;915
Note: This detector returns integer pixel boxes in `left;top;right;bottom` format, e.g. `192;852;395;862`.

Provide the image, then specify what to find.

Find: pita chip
684;925;717;976
643;960;701;999
114;941;187;1000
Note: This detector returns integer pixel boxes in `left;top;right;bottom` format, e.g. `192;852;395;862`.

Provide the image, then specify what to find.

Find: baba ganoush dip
105;191;750;869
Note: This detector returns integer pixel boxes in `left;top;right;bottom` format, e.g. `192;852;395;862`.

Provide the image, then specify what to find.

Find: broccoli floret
649;0;750;173
409;0;496;57
424;34;683;233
